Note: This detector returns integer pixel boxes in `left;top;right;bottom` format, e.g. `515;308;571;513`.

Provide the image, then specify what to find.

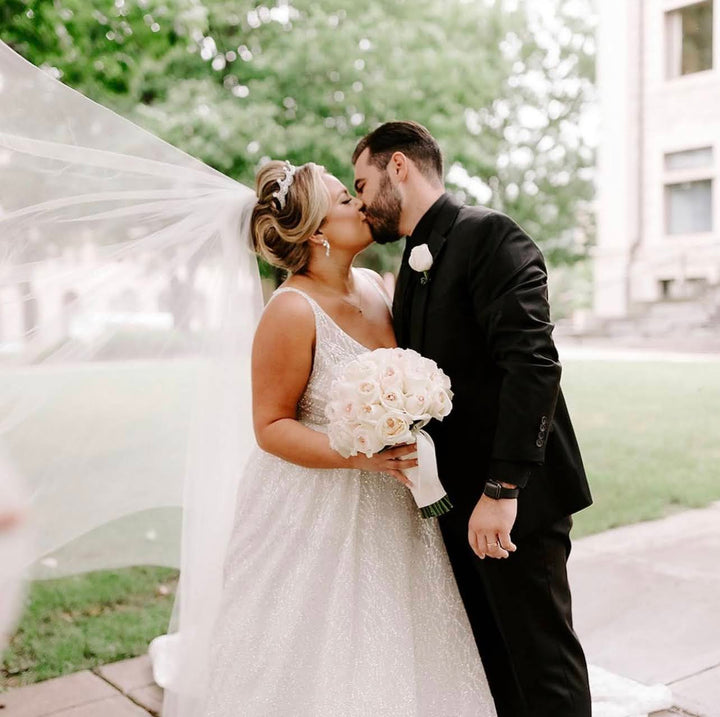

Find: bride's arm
251;292;416;483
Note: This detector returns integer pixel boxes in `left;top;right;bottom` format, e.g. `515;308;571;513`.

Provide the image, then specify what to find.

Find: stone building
594;0;720;332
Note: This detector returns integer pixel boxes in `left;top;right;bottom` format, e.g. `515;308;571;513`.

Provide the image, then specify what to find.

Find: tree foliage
1;0;596;272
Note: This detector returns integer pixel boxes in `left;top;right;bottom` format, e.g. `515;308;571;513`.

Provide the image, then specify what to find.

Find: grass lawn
562;359;720;537
2;357;719;688
1;566;178;690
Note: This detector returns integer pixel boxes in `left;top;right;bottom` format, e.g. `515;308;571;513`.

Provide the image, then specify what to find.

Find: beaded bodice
270;286;371;427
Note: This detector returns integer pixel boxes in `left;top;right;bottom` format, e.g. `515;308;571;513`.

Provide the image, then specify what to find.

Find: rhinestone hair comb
272;161;297;209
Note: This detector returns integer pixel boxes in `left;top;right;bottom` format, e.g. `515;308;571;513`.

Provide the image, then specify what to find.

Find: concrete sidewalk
2;503;718;716
0;656;161;716
569;501;720;717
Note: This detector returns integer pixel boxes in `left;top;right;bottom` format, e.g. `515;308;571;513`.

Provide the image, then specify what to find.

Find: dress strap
268;286;329;339
355;267;393;315
270;285;321;313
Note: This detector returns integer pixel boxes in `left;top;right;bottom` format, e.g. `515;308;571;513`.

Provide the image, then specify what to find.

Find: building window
666;1;714;78
666;179;713;234
659;279;675;299
665;146;714;170
685;277;709;297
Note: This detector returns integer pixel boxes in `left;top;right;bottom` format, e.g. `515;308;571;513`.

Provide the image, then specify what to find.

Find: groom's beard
364;176;403;245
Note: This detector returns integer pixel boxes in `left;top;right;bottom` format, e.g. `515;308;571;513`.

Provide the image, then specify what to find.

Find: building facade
595;0;720;318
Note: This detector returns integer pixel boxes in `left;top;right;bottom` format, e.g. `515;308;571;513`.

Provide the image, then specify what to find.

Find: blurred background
1;0;718;704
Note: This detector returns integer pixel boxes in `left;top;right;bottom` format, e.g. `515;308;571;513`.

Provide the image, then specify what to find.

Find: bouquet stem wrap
405;429;453;519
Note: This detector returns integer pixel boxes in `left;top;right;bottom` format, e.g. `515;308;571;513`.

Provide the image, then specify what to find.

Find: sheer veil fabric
0;446;31;651
0;41;263;712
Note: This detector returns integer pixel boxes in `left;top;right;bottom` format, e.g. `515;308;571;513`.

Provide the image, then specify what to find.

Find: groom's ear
389;152;410;183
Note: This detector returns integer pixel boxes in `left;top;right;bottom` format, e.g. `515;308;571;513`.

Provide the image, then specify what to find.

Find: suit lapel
392;240;414;347
393;193;463;352
408;228;447;350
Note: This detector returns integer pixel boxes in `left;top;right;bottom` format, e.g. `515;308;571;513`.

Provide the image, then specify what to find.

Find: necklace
324;281;363;315
299;273;363;314
339;289;363;315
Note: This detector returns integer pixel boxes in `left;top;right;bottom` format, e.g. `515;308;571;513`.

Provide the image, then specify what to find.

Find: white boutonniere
409;244;433;285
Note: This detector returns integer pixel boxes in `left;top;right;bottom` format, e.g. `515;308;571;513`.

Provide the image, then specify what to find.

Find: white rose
325;400;342;422
409;243;433;273
379;363;403;390
403;370;432;396
328;422;356;458
400;348;422;365
429;369;452;391
338;397;359;420
389;347;407;359
333;379;359;400
428;388;452;419
404;392;433;421
356;379;381;403
379;387;405;411
353;426;385;457
356;402;384;424
343;358;377;382
376;412;414;446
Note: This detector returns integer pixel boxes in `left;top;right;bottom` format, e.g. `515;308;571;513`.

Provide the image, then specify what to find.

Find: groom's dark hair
352;121;443;182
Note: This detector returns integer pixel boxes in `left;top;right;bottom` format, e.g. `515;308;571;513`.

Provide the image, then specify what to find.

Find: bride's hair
251;161;330;274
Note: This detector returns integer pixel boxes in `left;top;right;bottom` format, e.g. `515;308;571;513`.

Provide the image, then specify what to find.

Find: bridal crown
273;161;297;209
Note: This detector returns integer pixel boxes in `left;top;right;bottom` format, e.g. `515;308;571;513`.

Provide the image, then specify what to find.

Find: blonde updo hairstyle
251;161;330;274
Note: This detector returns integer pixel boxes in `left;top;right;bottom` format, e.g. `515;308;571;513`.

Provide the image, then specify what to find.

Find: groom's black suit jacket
393;193;592;538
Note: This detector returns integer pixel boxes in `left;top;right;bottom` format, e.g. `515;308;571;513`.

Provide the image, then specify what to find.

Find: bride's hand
347;444;418;488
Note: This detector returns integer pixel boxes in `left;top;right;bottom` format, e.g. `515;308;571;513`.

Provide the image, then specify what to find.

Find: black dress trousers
440;516;591;717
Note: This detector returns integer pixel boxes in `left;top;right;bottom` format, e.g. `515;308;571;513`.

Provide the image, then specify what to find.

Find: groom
353;121;593;717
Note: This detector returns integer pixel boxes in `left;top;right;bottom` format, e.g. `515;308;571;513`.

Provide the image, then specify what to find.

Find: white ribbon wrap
404;429;449;510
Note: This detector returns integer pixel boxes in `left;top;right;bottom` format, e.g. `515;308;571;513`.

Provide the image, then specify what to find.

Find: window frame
663;146;715;236
664;0;715;80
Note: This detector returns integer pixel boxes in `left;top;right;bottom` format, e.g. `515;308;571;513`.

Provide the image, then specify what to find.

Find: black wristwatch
483;478;520;500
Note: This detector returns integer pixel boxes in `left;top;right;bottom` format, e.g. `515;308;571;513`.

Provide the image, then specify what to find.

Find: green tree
1;0;596;274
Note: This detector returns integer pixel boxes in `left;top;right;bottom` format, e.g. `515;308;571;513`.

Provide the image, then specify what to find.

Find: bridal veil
0;40;263;714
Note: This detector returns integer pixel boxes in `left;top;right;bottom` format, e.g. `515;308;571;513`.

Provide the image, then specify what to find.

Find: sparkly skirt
202;446;495;717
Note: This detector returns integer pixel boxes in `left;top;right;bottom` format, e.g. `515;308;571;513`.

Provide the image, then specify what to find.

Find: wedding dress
200;278;496;717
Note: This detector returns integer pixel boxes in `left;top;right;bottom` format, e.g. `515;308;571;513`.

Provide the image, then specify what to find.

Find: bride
198;159;495;716
0;39;493;716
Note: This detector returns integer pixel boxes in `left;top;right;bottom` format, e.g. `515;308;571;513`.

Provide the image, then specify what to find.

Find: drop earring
322;238;331;257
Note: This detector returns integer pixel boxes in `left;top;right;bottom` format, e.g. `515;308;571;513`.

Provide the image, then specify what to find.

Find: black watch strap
483;478;520;500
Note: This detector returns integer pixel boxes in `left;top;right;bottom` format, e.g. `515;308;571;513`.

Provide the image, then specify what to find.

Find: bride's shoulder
252;289;315;387
257;288;315;342
264;286;314;319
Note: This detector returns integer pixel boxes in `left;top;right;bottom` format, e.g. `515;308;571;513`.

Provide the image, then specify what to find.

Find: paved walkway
0;656;160;715
569;502;720;717
555;339;720;363
2;503;719;716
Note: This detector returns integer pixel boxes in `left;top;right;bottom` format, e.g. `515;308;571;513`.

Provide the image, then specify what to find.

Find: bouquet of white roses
325;347;454;518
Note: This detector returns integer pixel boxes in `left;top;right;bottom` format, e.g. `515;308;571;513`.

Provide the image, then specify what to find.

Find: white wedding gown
201;282;496;717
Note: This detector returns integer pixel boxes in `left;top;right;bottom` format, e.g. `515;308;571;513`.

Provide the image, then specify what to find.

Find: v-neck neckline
276;270;395;353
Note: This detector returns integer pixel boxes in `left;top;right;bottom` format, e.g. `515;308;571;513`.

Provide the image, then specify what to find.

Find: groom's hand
468;494;518;560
